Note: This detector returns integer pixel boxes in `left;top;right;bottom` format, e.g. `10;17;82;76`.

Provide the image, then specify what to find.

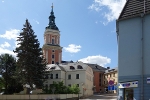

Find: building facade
86;63;106;93
103;67;118;93
116;0;150;100
42;5;62;64
44;62;94;96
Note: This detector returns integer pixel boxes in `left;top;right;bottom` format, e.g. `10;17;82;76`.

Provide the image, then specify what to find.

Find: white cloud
35;20;39;24
0;29;20;57
0;42;11;48
89;0;126;22
79;55;111;66
88;3;101;12
0;29;20;40
0;48;16;57
64;44;81;53
2;1;4;3
33;19;40;24
95;21;98;24
13;41;20;49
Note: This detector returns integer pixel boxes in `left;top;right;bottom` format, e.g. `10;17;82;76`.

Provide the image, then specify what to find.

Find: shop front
118;81;138;100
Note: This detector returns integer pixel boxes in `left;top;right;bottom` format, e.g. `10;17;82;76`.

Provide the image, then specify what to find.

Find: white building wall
44;70;65;86
44;62;94;96
85;67;94;96
66;70;86;95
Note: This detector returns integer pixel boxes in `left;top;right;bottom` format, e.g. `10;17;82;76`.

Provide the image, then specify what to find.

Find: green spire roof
46;3;59;30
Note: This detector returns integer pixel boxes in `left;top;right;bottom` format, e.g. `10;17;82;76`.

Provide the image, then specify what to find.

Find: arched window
77;65;83;69
70;66;75;70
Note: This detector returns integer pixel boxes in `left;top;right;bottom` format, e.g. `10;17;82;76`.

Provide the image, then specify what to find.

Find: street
80;93;117;100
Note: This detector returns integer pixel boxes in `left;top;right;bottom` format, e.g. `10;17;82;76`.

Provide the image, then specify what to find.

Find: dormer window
70;66;75;70
50;66;55;69
77;65;83;69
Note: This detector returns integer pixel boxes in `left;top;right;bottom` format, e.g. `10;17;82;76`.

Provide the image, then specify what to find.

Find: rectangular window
77;84;79;87
52;61;54;64
99;73;101;78
99;78;101;82
45;74;48;79
68;84;71;87
76;74;79;79
56;74;58;79
110;74;111;77
113;73;115;77
52;55;54;58
68;75;71;79
50;74;53;79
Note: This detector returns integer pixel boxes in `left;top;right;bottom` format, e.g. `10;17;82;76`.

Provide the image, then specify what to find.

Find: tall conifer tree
14;19;47;91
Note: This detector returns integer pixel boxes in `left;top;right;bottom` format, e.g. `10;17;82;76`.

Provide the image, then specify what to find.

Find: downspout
65;71;66;86
141;0;145;99
140;13;144;100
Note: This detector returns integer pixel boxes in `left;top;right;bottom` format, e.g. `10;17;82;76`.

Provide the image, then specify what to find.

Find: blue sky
0;0;126;68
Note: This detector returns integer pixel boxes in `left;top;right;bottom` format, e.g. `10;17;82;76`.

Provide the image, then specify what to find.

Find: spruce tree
14;19;47;92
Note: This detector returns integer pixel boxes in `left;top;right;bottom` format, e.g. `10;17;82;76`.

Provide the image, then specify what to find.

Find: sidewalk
82;93;117;100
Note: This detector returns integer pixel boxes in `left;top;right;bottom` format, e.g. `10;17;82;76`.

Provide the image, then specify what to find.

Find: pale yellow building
103;67;118;93
44;61;94;96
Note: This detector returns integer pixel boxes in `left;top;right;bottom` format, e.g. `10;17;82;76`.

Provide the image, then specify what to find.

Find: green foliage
0;53;18;94
70;84;80;94
0;77;4;92
67;84;80;94
43;81;80;94
14;19;47;91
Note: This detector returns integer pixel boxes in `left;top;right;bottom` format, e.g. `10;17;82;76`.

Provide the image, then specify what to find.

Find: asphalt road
80;93;117;100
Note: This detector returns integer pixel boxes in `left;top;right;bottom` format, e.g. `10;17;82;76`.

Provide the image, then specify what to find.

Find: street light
81;83;85;97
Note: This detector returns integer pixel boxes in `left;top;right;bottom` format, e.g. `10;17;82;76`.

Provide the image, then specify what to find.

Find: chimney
95;66;97;68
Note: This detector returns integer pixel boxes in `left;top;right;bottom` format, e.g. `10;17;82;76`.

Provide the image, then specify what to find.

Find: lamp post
81;83;84;97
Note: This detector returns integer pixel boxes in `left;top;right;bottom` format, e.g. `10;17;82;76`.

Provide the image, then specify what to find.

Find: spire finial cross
51;3;53;9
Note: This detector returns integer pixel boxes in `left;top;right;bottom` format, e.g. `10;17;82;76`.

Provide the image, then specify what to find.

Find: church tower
42;4;62;64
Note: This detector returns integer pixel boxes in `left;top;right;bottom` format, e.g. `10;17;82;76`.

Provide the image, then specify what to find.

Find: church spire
46;3;59;30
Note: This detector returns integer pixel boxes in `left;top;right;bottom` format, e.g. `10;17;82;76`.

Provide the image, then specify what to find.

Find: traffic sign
109;80;114;86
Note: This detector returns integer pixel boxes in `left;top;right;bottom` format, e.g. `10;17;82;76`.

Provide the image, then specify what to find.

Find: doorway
124;88;133;100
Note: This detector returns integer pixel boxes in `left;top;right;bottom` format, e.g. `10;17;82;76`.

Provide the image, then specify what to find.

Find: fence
0;94;79;100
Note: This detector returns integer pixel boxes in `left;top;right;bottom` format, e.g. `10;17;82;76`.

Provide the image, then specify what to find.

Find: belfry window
52;39;54;44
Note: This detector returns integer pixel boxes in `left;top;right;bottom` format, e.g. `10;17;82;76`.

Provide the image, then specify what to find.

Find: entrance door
124;88;133;100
